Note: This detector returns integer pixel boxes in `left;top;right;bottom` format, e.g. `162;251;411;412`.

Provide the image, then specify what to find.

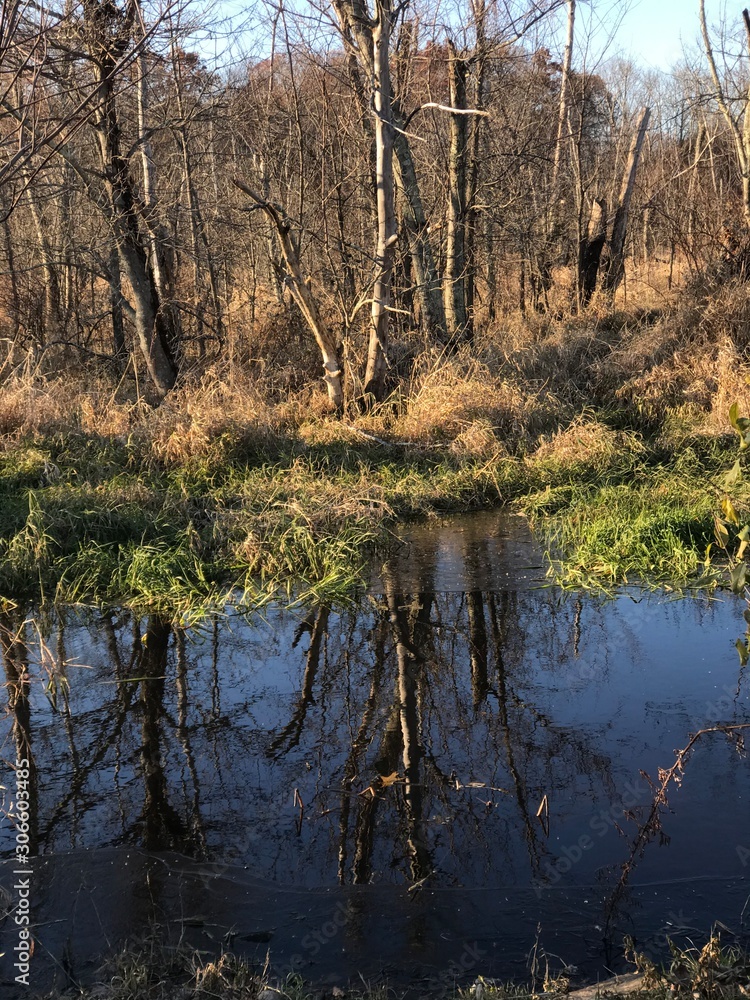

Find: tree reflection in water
2;516;749;991
0;547;747;921
0;589;622;886
1;613;38;854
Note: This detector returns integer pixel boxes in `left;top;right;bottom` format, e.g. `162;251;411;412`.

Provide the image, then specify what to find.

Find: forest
3;0;750;607
2;0;748;398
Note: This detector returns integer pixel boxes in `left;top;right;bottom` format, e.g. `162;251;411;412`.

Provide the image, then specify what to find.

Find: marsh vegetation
4;1;750;996
2;299;750;614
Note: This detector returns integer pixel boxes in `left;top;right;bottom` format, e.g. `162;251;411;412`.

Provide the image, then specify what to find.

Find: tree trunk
1;206;20;338
175;118;225;347
392;114;447;341
577;197;607;307
19;107;63;342
603;107;651;297
58;163;75;324
136;38;182;366
366;1;397;402
552;0;575;189
443;41;468;341
82;0;179;397
330;0;447;342
232;179;344;412
743;8;750;229
109;244;126;364
465;0;489;340
25;176;62;342
686;121;705;254
700;1;750;230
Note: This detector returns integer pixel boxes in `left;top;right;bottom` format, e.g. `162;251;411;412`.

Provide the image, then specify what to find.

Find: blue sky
603;0;718;70
201;0;728;72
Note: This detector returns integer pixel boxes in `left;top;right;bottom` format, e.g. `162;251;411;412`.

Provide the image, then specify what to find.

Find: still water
1;511;749;993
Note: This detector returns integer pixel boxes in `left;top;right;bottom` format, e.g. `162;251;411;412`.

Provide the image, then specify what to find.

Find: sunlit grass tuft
521;458;741;588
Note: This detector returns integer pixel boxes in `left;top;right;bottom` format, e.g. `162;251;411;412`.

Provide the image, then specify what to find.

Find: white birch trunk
443;41;468;340
365;0;397;402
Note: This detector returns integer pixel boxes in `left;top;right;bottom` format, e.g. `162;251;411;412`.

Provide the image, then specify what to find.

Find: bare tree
232;178;345;411
443;39;469;340
699;0;750;230
603;105;651;296
330;0;447;344
365;0;397;400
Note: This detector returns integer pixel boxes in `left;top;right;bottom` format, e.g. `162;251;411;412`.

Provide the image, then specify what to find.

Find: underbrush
3;284;750;611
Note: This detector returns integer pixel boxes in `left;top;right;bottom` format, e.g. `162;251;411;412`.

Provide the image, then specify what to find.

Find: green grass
522;475;713;588
0;431;525;615
521;443;746;589
0;415;744;614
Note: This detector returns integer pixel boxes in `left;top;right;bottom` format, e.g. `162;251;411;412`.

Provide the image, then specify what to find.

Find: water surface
1;511;748;994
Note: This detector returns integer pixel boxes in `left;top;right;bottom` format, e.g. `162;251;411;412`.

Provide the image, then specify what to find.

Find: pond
1;511;749;995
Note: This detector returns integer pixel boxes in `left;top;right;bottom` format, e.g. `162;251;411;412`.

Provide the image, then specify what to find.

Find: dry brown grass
0;370;135;438
3;271;750;462
606;279;750;429
296;417;364;447
0;364;286;466
707;343;750;431
486;306;629;396
529;415;646;467
613;258;688;312
391;355;551;447
474;276;750;439
450;418;508;459
192;951;260;995
144;366;279;467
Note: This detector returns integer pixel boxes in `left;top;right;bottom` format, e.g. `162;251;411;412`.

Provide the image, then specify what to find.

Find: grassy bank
0;386;666;613
0;399;529;614
521;434;742;589
17;931;750;1000
3;285;750;612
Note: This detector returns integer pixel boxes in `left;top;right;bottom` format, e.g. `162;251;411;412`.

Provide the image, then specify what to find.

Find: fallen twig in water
606;723;750;927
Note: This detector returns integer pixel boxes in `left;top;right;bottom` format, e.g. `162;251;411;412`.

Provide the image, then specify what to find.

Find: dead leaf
359;771;403;798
